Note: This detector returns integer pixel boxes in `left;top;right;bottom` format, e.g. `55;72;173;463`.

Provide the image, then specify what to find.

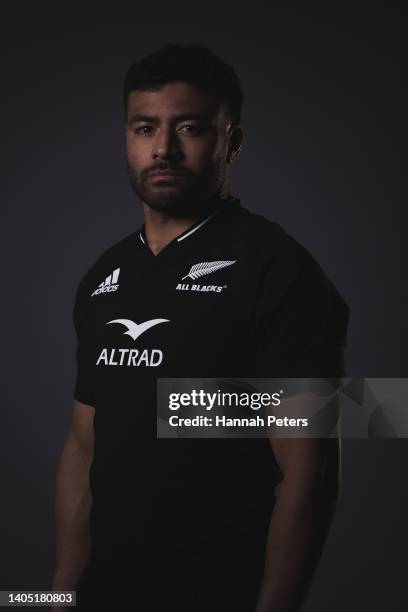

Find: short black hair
123;43;243;126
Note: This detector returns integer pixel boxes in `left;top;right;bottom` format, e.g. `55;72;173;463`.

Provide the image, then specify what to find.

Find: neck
142;192;232;255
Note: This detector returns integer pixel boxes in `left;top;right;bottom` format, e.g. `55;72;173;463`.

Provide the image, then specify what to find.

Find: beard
126;159;227;218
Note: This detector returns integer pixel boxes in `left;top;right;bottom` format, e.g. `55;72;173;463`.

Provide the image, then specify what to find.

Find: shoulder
241;206;350;312
238;205;316;269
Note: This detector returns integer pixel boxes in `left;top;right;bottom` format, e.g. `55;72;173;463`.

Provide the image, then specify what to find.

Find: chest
78;253;262;396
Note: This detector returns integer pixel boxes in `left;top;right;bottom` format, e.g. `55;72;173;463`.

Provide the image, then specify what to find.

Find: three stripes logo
91;268;120;297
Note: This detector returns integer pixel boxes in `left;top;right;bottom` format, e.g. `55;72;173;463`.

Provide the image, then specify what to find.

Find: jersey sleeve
73;276;96;406
249;242;350;378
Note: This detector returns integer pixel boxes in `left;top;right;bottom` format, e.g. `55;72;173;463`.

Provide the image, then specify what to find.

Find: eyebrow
128;112;213;125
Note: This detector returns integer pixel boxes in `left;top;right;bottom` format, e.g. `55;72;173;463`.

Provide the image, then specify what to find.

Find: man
52;43;350;611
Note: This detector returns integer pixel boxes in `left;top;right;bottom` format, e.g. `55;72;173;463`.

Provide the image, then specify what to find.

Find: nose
152;125;181;161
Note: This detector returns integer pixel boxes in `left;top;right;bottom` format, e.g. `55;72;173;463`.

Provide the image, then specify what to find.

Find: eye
179;124;202;134
134;125;153;135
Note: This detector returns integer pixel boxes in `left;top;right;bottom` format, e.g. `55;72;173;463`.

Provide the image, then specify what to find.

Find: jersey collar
138;196;240;248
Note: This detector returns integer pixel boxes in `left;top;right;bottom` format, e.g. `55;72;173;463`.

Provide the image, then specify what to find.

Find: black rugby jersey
73;196;350;605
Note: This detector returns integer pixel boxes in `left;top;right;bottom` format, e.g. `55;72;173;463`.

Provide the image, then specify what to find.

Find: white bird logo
106;318;170;341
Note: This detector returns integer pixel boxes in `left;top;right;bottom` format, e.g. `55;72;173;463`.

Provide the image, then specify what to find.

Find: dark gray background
2;5;405;611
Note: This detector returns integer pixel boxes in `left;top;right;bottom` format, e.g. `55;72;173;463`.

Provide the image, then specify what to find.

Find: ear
227;124;244;164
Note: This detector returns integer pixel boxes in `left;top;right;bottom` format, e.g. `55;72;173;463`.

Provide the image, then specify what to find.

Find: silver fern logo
182;260;237;281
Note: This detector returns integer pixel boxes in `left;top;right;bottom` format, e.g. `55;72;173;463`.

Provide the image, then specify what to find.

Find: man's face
125;81;232;216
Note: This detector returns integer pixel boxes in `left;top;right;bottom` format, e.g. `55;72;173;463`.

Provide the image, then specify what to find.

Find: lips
149;170;184;178
150;174;181;178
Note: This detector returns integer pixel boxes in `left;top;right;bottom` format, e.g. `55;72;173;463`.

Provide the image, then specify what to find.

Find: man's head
123;43;243;216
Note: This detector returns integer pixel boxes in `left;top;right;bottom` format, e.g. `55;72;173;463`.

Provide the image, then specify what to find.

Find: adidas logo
91;268;120;297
